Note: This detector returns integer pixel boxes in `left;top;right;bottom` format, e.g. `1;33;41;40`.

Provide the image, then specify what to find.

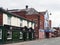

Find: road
2;37;60;45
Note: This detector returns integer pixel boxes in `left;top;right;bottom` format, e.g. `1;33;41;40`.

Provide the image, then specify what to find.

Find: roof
8;8;39;15
38;12;46;15
8;8;47;16
0;8;35;23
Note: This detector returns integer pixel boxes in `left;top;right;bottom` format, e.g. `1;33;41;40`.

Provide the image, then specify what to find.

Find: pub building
0;8;35;43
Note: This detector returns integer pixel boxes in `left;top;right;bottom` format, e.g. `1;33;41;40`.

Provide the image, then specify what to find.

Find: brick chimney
26;5;28;10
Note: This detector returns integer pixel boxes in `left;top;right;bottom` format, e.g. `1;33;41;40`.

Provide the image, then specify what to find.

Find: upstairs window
27;22;29;28
32;23;35;29
7;15;12;25
20;19;23;27
29;22;31;27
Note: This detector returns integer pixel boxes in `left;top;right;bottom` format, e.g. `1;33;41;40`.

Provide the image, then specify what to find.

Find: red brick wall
40;15;44;29
38;14;45;39
0;13;3;25
49;20;51;28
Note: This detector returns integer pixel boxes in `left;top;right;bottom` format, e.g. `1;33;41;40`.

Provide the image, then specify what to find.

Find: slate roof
8;8;39;15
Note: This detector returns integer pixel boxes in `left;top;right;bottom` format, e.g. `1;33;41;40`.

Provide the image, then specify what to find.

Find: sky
0;0;60;27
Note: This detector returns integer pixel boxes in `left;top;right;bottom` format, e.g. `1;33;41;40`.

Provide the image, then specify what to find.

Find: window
20;23;22;27
22;20;27;27
20;19;22;27
32;23;35;29
32;33;33;38
24;20;27;26
27;22;29;28
19;32;23;39
7;15;12;25
7;31;12;39
27;33;29;39
0;29;2;39
33;19;37;27
33;19;37;23
29;22;31;27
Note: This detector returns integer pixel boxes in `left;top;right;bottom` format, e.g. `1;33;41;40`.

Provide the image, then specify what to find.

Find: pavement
1;37;60;45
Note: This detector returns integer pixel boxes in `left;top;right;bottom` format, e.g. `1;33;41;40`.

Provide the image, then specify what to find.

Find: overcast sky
0;0;60;27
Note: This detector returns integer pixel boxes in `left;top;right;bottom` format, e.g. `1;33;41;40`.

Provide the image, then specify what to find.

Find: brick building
8;6;51;39
0;8;36;43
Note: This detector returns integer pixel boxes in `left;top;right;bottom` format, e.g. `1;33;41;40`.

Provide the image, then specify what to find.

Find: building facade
8;6;51;39
8;9;45;39
0;8;35;29
0;8;35;43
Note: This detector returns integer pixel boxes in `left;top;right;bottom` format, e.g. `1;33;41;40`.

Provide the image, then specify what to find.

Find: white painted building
1;8;35;29
44;10;49;30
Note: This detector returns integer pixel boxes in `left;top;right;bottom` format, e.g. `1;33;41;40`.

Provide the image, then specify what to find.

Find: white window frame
7;15;11;25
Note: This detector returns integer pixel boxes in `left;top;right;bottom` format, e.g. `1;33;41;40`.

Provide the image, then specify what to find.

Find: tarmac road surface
2;37;60;45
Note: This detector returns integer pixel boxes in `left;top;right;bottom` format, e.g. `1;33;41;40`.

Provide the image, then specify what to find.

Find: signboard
44;30;54;32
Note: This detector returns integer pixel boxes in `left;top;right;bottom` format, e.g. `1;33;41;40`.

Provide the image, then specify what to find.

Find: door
12;30;19;41
23;32;27;41
45;32;49;38
29;32;32;40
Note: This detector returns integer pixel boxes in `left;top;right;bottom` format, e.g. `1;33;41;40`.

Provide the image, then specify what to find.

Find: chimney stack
26;5;28;10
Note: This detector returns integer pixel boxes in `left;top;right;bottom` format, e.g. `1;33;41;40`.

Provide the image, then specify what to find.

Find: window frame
7;15;12;25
